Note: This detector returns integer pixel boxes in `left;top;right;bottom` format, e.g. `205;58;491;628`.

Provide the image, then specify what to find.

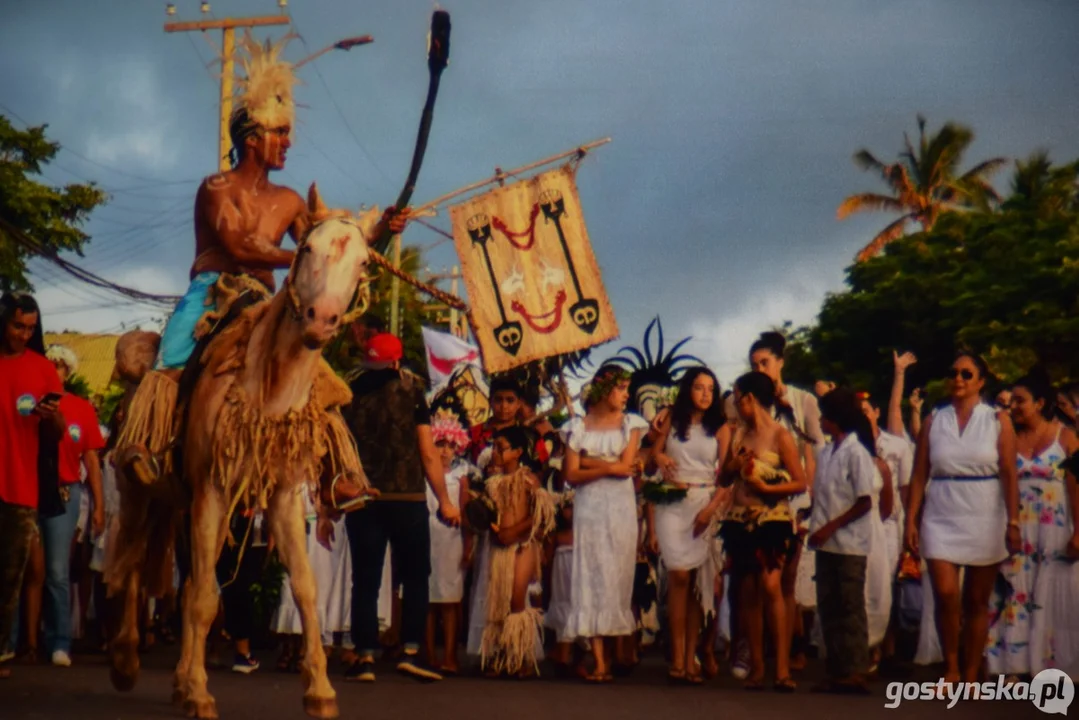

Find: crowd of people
3;291;1079;697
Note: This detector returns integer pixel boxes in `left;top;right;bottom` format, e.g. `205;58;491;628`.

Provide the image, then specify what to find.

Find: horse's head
285;184;377;350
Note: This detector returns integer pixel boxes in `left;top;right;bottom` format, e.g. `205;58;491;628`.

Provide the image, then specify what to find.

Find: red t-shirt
57;393;105;484
0;349;63;508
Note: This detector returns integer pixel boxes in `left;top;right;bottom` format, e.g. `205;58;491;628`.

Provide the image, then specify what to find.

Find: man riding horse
116;34;406;510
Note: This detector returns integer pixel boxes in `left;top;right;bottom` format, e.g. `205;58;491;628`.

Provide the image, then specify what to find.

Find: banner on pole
422;326;482;391
449;165;618;373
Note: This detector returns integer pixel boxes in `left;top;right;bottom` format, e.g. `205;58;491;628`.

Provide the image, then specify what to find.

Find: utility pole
164;9;290;172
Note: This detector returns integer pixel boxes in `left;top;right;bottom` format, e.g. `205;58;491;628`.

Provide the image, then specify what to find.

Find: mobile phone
37;392;63;408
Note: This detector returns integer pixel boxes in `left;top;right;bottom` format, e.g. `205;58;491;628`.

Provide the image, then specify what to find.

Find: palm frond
854;215;913;263
853;149;888;174
960;157;1009;182
837;193;906;220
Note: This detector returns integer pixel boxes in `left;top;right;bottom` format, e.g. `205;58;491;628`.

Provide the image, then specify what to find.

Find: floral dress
986;429;1079;675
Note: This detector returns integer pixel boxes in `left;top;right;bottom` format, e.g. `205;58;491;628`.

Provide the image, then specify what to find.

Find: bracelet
1007;519;1020;528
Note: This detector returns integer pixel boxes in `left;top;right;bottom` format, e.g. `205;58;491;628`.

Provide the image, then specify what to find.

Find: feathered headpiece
431;407;470;455
234;32;297;132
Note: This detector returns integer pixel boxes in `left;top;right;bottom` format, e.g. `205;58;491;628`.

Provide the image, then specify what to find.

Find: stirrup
325;473;373;514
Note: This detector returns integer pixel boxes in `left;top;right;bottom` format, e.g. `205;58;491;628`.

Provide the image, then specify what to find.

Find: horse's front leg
182;486;226;720
269;485;338;719
109;567;141;691
172;576;194;706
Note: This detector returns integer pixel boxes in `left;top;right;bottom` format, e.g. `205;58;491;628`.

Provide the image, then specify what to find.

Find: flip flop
774;677;797;693
668;668;686;684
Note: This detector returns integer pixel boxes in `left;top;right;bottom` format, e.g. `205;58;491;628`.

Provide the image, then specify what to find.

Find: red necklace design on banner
511;289;568;334
491;204;541;250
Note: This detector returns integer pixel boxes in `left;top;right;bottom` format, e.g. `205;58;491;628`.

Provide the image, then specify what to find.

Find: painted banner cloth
449;166;618;373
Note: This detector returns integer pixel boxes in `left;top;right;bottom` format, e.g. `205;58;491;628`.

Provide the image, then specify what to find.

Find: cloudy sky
4;0;1079;385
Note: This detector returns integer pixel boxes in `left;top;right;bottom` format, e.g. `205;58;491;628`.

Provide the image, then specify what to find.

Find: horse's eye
300;246;313;254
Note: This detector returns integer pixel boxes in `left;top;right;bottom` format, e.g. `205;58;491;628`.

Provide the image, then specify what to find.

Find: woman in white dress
905;352;1020;685
274;488;352;670
649;367;730;683
749;331;823;669
987;369;1079;677
561;365;648;683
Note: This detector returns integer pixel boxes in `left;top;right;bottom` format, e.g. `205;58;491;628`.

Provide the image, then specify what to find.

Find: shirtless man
120;36;405;510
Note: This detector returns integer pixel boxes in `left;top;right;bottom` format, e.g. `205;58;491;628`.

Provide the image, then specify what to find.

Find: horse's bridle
284;216;373;326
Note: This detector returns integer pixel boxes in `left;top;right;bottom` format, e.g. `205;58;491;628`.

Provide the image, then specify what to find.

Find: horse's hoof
184;697;218;720
109;646;139;692
303;695;339;719
171;686;187;706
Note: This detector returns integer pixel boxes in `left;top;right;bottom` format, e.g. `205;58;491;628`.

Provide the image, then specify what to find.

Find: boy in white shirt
808;388;875;694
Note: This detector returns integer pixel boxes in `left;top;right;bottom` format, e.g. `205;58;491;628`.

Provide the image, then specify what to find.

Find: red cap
366;333;403;364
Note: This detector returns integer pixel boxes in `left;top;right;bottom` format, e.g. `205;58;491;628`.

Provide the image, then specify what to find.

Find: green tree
838;116;1008;263
808;154;1079;403
0;115;108;291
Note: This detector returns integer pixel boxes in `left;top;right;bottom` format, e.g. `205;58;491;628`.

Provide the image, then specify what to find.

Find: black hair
228;107;261;167
734;371;777;409
749;331;786;361
954;350;992;382
489;375;523;399
820;387;876;455
1013;367;1056;421
493;425;541;472
670;367;724;441
1;292;45;355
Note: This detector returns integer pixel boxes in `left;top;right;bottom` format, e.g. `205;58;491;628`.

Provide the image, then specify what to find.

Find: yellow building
43;333;120;395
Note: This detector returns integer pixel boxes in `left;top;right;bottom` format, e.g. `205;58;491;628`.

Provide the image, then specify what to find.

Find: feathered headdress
431;407;470;455
234;32;297;131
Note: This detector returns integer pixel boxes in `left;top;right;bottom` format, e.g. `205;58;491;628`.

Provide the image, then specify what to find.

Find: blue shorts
155;272;221;370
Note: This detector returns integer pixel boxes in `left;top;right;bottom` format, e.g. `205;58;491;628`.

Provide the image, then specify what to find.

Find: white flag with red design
422;327;482;390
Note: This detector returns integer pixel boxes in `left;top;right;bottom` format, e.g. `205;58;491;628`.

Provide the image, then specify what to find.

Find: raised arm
888;351;917;437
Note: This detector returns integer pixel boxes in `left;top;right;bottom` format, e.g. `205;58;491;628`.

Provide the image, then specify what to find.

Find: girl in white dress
649;367;730;683
561;365;648;683
273;487;352;670
905;352;1020;685
424;408;475;674
987;370;1079;677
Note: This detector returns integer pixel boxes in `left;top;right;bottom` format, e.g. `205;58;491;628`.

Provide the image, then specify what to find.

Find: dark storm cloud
3;0;1077;378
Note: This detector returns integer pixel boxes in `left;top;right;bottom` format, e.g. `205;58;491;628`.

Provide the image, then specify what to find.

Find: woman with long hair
648;367;730;683
906;352;1020;685
561;365;648;682
718;371;807;692
749;331;823;670
986;369;1079;677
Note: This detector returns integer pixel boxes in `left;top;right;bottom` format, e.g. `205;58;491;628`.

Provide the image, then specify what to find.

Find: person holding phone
0;293;64;679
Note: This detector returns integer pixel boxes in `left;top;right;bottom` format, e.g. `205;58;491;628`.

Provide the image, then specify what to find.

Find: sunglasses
949;368;975;381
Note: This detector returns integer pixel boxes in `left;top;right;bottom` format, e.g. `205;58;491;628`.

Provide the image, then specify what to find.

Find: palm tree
838;115;1008;262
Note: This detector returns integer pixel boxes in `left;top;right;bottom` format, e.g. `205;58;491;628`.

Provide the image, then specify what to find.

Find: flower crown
431;407;470;454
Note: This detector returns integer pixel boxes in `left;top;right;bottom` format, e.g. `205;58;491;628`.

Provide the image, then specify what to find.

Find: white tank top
928;403;1000;480
666;423;719;486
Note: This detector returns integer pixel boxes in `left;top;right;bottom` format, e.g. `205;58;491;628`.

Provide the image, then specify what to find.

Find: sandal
685;671;704;685
774;677;797;693
668;668;686;684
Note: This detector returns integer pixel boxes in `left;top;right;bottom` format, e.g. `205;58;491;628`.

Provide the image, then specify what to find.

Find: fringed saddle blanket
198;300;365;535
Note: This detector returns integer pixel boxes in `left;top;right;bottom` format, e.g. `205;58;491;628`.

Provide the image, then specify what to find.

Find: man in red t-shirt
0;293;64;679
22;345;105;667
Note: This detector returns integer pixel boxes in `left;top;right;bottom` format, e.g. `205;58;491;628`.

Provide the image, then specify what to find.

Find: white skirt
921;479;1007;566
655;487;716;618
866;509;894;648
272;516;352;642
545;546;573;643
429;515;464;603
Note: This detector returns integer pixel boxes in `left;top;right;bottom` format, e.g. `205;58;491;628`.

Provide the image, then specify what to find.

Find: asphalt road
0;647;1046;720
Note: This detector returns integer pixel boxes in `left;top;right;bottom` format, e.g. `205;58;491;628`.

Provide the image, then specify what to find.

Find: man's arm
84;449;105;535
199;181;296;269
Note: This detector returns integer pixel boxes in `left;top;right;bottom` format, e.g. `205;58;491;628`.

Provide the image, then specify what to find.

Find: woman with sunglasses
905;352;1020;685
